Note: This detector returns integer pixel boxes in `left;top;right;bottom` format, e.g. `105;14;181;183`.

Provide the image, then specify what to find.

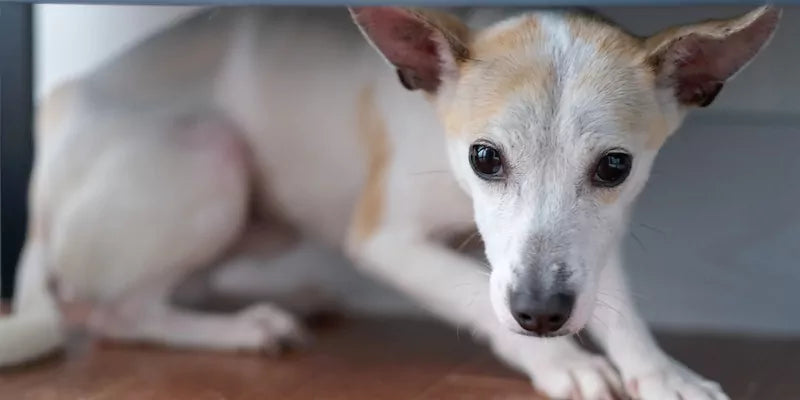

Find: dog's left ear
350;7;470;93
646;5;781;107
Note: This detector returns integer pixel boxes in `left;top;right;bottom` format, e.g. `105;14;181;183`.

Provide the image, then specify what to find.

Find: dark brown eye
469;143;504;180
592;152;632;187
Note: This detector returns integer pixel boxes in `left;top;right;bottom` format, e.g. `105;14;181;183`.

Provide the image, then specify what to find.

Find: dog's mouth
511;326;574;338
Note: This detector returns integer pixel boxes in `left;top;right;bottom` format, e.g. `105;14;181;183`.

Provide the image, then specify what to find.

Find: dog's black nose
509;291;575;335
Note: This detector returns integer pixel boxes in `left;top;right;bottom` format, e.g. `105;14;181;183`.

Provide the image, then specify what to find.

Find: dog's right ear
350;7;470;93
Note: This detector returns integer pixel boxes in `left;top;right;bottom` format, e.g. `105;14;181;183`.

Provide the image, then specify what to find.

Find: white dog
0;6;779;399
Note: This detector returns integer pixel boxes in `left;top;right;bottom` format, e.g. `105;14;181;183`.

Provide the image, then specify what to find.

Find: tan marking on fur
565;13;644;63
644;111;672;150
443;11;675;152
470;16;542;59
443;60;554;137
563;13;681;151
349;85;390;243
441;16;550;138
36;81;78;141
439;84;507;138
598;188;621;204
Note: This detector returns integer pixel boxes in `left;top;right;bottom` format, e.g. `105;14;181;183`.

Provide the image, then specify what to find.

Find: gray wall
625;116;800;335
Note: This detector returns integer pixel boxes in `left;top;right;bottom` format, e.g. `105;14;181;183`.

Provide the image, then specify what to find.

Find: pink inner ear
660;8;779;107
354;7;443;91
668;36;728;106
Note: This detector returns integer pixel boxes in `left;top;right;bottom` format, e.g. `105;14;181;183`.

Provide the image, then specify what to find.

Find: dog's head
352;6;780;336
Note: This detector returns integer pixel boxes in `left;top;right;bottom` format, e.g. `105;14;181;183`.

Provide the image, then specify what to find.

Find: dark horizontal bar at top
6;0;800;5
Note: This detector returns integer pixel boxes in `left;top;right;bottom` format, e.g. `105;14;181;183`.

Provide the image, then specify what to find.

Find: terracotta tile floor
1;316;799;399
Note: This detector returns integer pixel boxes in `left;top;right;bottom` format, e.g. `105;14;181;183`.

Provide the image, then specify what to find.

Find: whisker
575;330;586;346
597;299;619;315
598;292;644;308
473;260;492;274
599;288;647;301
456;230;481;252
630;231;647;252
597;291;625;303
637;222;666;235
595;299;628;326
591;314;610;332
599;285;646;297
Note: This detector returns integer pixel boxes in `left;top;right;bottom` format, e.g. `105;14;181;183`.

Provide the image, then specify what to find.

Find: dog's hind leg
89;263;307;354
171;223;343;319
47;113;304;354
89;223;308;354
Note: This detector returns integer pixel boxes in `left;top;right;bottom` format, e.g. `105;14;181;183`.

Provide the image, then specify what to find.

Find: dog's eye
592;152;632;187
469;143;504;180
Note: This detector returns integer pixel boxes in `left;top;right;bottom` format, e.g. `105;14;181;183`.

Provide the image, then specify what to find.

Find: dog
0;5;779;399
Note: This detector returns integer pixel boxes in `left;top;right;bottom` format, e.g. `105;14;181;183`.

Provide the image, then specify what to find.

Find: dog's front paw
624;360;728;400
529;351;624;400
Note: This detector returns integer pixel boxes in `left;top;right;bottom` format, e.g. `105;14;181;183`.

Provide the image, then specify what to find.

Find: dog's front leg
589;255;728;400
348;229;624;399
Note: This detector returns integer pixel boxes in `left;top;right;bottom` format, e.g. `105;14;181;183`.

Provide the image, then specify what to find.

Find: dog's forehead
443;12;658;145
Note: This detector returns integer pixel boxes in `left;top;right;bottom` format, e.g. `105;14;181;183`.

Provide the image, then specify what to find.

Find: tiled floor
1;317;799;399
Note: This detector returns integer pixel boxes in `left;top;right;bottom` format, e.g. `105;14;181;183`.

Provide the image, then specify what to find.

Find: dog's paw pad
625;363;728;400
235;303;309;356
532;353;623;400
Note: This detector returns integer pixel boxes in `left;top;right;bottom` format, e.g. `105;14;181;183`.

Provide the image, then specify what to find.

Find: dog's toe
532;353;624;400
